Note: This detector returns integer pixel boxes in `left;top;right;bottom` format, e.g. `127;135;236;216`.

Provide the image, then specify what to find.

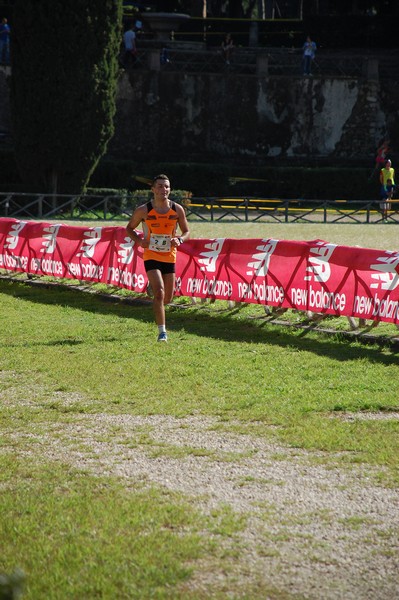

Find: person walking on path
302;35;316;76
126;174;190;343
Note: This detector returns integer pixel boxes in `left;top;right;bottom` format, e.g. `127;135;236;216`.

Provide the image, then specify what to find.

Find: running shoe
157;332;168;343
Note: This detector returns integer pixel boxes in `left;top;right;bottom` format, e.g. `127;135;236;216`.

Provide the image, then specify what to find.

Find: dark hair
152;174;170;184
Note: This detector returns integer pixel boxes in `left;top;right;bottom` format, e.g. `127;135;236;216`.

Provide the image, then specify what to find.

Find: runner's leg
163;272;176;306
146;268;166;326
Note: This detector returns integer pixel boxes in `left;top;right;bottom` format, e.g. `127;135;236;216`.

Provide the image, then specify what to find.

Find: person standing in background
221;33;234;65
375;139;390;169
379;177;395;221
122;21;136;67
380;159;395;191
302;35;316;76
379;159;395;220
369;139;390;180
0;18;10;65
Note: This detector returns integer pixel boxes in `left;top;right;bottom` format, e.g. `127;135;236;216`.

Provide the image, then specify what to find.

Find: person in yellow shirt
380;159;395;189
126;174;190;342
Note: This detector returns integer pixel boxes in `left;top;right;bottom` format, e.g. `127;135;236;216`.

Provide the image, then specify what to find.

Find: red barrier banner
1;218;398;324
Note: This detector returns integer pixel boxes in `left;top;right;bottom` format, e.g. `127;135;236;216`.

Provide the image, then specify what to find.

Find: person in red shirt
369;139;390;180
375;139;390;169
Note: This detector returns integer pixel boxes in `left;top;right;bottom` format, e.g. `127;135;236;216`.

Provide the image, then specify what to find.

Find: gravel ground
6;400;399;600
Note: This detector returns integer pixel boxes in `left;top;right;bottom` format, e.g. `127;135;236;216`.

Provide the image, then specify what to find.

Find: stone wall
111;69;388;164
0;65;395;165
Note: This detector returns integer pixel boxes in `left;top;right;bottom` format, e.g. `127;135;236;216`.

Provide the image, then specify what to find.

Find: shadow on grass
0;277;398;365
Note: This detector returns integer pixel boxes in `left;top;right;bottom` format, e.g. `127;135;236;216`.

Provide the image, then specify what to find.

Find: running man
126;174;190;342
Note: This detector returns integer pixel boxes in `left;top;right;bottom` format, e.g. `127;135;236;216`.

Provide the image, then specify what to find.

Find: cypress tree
10;0;122;194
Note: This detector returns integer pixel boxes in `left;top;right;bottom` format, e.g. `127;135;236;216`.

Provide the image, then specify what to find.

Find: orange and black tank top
142;201;179;263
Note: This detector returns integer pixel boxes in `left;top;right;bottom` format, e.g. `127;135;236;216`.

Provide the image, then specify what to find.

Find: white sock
158;325;166;334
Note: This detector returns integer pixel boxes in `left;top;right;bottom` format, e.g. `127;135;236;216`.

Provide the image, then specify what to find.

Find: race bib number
149;234;171;252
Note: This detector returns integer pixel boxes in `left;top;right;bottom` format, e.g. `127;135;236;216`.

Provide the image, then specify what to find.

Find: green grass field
0;221;398;599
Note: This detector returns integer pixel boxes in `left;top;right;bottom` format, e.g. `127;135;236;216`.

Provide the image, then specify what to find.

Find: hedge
0;150;380;201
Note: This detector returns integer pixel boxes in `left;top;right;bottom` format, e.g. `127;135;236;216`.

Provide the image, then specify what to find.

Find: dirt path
11;407;399;600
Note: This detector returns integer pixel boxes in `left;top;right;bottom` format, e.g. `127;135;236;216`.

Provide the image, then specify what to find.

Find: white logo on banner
370;251;399;291
4;221;27;250
117;237;135;265
246;239;278;277
198;239;225;273
305;242;337;282
40;224;62;254
76;227;102;258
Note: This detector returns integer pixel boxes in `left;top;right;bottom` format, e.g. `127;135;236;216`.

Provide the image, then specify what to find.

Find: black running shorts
144;260;176;275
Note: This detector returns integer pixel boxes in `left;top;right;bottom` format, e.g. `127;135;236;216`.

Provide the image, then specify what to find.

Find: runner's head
151;174;171;200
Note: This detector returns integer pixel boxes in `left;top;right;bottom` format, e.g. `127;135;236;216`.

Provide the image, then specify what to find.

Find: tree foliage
10;0;123;194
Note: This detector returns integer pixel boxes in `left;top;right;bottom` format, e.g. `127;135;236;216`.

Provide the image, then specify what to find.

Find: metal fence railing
131;47;393;79
0;193;134;221
1;193;399;225
182;197;399;224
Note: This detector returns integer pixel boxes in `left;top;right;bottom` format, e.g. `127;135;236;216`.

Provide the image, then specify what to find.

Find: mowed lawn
0;221;398;599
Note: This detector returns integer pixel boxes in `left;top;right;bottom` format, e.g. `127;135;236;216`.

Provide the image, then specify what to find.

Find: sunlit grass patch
0;456;242;600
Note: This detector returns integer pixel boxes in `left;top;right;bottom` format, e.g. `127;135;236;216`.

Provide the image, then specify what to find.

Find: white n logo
77;227;102;258
117;237;135;265
370;251;399;291
198;239;225;273
4;221;27;250
41;224;62;255
247;239;278;277
305;242;337;283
